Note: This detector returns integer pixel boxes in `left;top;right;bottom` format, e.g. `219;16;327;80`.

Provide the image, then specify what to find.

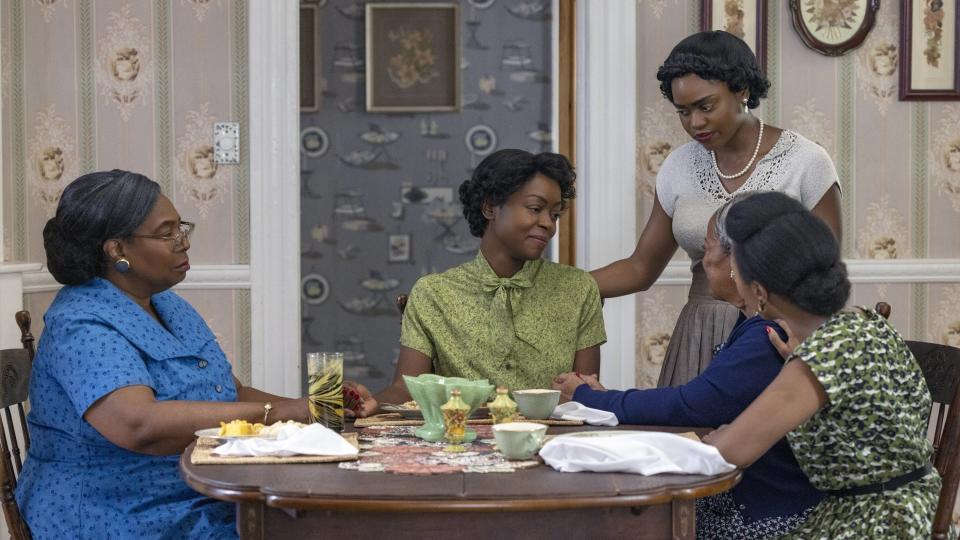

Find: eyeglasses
129;221;195;247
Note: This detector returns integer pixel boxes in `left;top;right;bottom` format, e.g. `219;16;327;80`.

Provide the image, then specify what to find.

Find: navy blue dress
15;278;238;539
574;315;824;539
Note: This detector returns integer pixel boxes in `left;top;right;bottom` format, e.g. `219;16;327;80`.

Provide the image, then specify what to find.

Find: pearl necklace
711;118;764;180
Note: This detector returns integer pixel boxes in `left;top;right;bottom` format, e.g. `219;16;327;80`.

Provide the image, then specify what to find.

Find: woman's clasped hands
552;372;604;403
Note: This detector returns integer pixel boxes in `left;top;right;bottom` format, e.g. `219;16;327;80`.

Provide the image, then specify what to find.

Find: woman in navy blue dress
15;170;375;539
553;198;823;539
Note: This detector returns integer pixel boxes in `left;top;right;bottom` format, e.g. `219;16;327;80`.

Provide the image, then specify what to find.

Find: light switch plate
214;122;240;164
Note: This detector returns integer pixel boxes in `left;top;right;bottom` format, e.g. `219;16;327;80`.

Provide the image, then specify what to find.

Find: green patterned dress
781;309;948;539
400;251;607;390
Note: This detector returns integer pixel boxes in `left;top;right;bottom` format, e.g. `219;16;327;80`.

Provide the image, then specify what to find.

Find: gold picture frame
900;0;960;100
701;0;767;71
300;4;322;112
365;3;461;113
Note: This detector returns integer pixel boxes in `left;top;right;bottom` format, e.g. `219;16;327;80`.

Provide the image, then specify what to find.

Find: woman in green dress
705;191;945;539
372;149;606;406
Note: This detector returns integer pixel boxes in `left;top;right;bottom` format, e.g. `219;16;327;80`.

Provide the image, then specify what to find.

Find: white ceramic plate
194;428;279;442
555;430;700;441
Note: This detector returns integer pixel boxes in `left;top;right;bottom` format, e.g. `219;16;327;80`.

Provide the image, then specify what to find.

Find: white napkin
539;431;735;476
213;423;359;457
551;401;619;426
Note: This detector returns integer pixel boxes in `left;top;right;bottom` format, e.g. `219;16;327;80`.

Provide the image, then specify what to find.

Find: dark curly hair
724;192;849;316
459;149;576;237
43;170;160;285
657;31;770;109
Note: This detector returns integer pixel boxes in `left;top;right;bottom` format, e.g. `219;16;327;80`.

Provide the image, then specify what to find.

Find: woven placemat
354;413;583;428
191;432;360;465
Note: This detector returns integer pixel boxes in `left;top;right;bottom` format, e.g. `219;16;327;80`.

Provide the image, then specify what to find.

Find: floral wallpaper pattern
301;0;553;390
2;0;251;382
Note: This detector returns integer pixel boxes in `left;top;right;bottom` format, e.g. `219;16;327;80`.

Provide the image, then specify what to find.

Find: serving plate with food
195;420;306;442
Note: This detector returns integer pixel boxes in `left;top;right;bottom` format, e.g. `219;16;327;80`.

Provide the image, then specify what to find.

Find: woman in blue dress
15;170;375;539
553;197;823;539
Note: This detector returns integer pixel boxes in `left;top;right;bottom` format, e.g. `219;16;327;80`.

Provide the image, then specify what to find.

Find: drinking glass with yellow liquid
307;352;344;431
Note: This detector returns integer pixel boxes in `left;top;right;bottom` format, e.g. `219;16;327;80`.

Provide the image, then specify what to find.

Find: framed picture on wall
788;0;879;57
388;234;412;262
366;3;460;112
701;0;767;71
899;0;960;100
300;4;322;111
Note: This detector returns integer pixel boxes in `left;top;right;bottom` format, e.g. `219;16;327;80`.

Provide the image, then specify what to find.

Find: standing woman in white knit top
591;31;842;387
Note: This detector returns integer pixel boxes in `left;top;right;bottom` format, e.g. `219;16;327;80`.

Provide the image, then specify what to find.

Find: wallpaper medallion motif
32;0;67;23
854;3;897;116
931;105;960;213
789;98;836;161
176;103;233;218
640;0;680;19
855;3;900;116
930;285;960;347
180;0;223;23
96;3;153;121
27;104;78;216
856;194;908;259
636;99;688;197
635;290;680;389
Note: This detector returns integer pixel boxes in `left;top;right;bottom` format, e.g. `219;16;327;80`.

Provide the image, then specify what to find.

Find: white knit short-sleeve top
656;130;840;267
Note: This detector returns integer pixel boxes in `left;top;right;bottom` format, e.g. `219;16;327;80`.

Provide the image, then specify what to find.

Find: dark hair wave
656;31;770;109
44;170;160;285
458;149;576;237
724;191;849;316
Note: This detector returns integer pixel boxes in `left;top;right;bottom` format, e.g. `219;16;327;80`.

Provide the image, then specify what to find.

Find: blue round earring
114;258;131;273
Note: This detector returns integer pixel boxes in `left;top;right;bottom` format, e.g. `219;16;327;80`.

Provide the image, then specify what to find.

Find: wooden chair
396;294;408;316
876;301;960;539
0;311;34;540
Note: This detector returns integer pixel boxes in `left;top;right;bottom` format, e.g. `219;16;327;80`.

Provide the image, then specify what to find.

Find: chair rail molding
575;0;637;390
249;0;301;397
21;265;252;293
657;259;960;285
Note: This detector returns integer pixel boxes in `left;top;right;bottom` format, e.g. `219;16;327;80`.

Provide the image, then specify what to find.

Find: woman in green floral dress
704;191;947;539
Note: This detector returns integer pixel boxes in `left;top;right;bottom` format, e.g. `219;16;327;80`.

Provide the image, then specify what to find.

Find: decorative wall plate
465;124;497;155
301;273;331;304
301;126;330;157
789;0;880;56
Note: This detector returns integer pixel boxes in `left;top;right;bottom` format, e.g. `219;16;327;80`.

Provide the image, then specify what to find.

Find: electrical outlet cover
214;122;240;164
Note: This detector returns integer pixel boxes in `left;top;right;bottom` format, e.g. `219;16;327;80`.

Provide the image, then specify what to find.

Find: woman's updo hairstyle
724;191;849;316
656;30;770;109
44;170;161;285
459;149;576;237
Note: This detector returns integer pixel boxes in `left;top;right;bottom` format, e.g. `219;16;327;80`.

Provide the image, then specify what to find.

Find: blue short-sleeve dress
15;278;238;540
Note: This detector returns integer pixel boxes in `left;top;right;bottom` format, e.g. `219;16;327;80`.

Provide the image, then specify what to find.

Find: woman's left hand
343;381;378;418
767;319;801;360
552;372;603;403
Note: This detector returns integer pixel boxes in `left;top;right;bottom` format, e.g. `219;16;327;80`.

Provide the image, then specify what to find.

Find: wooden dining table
180;422;741;540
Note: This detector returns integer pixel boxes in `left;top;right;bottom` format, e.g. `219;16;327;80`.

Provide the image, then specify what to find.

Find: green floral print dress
400;251;606;390
781;309;949;540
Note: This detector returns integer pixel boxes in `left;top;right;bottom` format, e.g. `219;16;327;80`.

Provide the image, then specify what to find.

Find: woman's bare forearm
85;385;310;456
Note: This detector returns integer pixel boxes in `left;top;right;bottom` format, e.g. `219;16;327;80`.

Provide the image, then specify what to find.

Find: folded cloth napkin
551;401;619;426
539;431;735;476
213;423;359;457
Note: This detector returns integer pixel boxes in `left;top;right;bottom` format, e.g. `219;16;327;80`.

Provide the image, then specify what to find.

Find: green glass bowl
403;374;494;442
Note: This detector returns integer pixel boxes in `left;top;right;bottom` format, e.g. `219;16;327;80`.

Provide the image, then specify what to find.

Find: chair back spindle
0;311;35;539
